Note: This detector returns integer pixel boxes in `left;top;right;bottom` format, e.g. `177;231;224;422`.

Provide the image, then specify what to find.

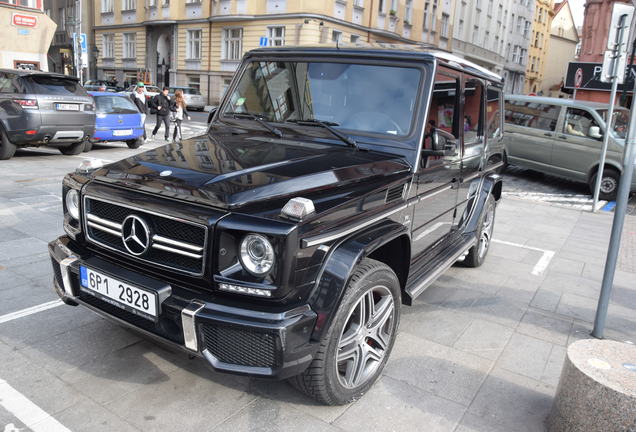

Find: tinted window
505;101;559;131
464;79;484;143
486;88;503;139
563;108;598;137
0;72;23;93
24;76;88;96
597;108;629;139
95;95;138;114
428;72;459;137
224;61;422;136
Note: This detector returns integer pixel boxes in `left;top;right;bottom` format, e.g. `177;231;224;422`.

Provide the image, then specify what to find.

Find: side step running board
404;234;476;305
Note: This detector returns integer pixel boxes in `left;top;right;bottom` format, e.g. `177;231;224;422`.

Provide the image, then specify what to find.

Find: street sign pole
592;66;636;339
592;13;629;212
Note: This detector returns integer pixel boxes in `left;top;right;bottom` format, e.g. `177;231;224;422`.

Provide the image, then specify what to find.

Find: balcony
453;39;504;68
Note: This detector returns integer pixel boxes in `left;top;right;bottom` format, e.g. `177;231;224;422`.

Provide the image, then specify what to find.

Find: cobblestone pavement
0;130;634;431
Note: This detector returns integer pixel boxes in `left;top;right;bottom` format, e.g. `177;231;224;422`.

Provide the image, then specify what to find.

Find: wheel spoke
367;295;393;335
362;290;374;327
350;345;368;386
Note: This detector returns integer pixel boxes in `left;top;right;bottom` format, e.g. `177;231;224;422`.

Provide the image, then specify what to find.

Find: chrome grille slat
83;196;208;275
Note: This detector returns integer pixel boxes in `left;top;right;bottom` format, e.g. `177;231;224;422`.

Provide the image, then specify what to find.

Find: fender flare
463;173;502;234
307;219;409;341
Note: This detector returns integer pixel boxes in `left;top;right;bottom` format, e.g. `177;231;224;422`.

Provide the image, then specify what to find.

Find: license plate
55;103;80;111
79;266;158;320
113;129;133;136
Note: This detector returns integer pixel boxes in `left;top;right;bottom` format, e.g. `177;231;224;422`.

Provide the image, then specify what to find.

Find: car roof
246;43;504;83
505;94;621;110
88;91;129;97
0;68;79;81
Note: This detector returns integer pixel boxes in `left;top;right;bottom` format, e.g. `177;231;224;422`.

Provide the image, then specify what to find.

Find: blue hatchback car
86;91;145;152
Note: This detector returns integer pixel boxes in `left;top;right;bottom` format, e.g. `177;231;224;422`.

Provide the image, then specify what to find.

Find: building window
524;20;530;38
440;13;449;38
58;7;65;30
516;16;523;33
431;4;437;31
101;0;113;13
472;25;479;42
332;30;342;43
512;45;520;63
390;0;397;13
476;0;481;10
186;29;202;59
102;34;114;58
487;0;493;16
353;0;364;7
457;19;464;37
534;32;539;47
423;3;429;30
123;33;136;58
484;30;489;47
187;75;200;91
148;0;156;6
519;48;526;65
350;34;360;43
378;0;385;13
122;0;135;10
222;28;243;60
497;4;502;21
405;0;413;23
267;26;285;46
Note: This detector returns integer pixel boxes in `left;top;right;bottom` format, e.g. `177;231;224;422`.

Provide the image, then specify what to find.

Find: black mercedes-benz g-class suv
49;45;504;405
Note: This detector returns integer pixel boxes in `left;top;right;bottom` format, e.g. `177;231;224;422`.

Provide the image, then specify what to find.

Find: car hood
92;133;411;211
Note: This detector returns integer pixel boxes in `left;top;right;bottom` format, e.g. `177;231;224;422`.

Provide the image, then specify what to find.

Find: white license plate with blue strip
79;265;158;320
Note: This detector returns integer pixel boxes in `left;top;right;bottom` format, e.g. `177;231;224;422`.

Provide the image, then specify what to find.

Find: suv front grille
201;323;279;368
83;196;208;275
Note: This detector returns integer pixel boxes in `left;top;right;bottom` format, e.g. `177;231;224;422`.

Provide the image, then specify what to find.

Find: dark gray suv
0;69;95;160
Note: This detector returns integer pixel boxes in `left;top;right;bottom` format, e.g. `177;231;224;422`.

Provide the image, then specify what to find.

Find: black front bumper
48;236;318;379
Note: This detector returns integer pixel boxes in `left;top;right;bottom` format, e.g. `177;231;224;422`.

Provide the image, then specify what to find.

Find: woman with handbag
171;89;191;142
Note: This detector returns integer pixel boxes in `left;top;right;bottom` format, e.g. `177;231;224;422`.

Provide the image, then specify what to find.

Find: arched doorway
156;32;171;87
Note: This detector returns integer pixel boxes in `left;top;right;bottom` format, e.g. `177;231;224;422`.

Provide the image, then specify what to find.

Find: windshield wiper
225;111;283;138
287;119;358;150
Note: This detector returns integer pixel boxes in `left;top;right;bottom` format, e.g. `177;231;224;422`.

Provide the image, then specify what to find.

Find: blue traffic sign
72;33;88;53
259;37;268;47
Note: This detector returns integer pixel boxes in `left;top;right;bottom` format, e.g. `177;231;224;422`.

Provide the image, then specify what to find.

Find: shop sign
12;13;38;28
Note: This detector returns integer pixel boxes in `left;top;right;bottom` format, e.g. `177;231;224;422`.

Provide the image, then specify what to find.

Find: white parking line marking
0;379;71;432
0;300;63;325
492;239;555;276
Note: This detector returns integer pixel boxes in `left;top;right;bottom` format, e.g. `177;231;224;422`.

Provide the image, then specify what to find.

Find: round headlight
65;189;80;220
239;234;274;276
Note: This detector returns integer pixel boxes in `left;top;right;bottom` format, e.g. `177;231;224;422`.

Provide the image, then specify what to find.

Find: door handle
558;135;567;139
543;132;552;137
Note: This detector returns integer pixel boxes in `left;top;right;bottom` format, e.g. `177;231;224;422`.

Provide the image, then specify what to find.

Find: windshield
597;108;629;139
95;95;138;114
222;61;422;136
24;76;87;96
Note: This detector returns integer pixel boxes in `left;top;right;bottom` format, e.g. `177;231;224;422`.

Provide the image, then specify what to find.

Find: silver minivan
503;95;635;200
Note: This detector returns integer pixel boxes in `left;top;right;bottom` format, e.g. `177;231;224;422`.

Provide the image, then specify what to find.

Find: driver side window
563;108;598;138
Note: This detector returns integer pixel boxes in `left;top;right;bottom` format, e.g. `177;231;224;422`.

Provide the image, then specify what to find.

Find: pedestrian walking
171;89;191;142
129;82;148;141
150;87;171;141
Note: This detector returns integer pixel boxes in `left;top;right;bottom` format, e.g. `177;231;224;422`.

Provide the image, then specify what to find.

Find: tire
461;194;496;268
289;258;401;405
83;141;93;152
589;167;620;201
0;128;16;160
58;141;85;155
126;137;143;149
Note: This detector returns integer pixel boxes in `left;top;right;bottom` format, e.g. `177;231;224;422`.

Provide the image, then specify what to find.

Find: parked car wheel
58;141;85;156
0;128;17;160
461;194;496;268
126;138;144;149
590;167;620;201
83;141;93;152
289;258;400;405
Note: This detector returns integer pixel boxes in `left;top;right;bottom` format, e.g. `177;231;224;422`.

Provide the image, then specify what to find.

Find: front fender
307;219;408;341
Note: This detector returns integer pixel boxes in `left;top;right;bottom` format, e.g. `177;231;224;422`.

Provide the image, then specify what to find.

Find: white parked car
169;86;206;111
121;85;161;105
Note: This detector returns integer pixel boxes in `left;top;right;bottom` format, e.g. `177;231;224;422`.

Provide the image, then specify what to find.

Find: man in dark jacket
130;82;148;140
150;87;172;141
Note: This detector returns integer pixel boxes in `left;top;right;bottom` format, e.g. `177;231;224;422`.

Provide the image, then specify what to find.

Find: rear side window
24;76;88;96
505;101;560;132
0;73;24;93
95;96;138;114
486;87;503;139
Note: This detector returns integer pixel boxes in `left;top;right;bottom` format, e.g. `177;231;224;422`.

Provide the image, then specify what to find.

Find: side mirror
588;125;603;140
207;107;218;124
426;129;458;156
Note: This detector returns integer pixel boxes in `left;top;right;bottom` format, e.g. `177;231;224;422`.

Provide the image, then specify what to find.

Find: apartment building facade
541;0;578;96
92;0;460;104
524;0;554;93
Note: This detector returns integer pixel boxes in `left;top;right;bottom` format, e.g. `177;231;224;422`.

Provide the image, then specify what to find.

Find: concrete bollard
547;339;636;432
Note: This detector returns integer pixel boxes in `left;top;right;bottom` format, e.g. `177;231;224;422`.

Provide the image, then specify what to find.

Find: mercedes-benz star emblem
121;215;151;256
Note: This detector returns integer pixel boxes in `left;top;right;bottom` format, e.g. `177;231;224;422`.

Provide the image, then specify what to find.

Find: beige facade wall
0;5;56;70
542;1;578;96
525;0;554;93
